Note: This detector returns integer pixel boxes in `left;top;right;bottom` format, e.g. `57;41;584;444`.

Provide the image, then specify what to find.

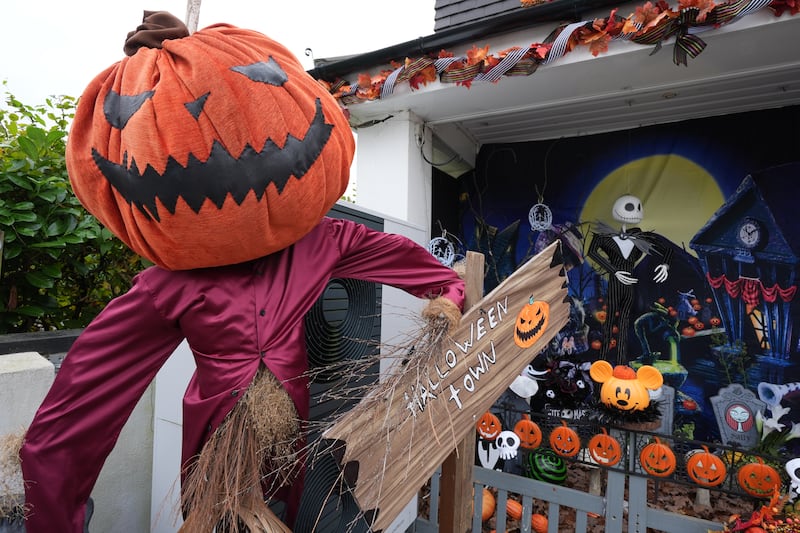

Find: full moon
579;155;725;254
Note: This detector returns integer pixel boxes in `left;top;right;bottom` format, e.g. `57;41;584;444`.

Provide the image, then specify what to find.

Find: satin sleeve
327;217;465;310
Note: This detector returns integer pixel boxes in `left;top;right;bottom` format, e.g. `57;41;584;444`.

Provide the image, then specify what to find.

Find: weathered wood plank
325;241;569;531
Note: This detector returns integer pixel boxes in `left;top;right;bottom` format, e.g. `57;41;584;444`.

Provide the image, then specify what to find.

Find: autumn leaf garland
317;0;797;105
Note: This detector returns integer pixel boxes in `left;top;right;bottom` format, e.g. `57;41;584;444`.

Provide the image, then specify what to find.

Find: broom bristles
180;368;299;532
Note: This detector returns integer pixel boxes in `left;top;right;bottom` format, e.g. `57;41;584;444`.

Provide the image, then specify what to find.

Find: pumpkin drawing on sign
685;446;727;487
587;427;622;467
66;21;354;270
590;360;663;411
476;411;503;441
549;419;581;457
639;437;676;477
514;296;550;348
737;457;781;498
514;415;543;450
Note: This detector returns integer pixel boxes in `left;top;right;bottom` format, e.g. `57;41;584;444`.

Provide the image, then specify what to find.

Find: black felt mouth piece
92;98;333;221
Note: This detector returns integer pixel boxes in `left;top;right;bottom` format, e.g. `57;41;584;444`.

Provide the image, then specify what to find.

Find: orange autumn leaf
588;34;612;56
437;49;454;59
408;65;437;90
466;44;491;66
530;42;552;60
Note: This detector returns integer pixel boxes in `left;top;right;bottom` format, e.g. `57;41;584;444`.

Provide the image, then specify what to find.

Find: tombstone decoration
711;383;765;449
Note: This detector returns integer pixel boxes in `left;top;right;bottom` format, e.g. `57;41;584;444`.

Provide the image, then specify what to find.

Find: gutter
307;0;625;80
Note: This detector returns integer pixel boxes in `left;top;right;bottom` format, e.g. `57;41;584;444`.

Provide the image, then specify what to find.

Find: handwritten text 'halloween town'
405;297;509;417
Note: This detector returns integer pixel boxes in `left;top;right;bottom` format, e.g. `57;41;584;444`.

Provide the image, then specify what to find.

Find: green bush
0;85;147;333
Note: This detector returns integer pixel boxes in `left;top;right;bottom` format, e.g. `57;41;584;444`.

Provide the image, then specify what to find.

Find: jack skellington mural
588;194;672;364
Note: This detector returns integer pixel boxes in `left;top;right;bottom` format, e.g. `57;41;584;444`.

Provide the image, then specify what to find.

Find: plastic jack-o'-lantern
477;411;503;441
737;457;781;498
514;296;550;348
549;420;581;457
590;360;663;411
66;12;355;270
640;437;676;477
587;427;622;467
685;446;727;487
514;415;543;450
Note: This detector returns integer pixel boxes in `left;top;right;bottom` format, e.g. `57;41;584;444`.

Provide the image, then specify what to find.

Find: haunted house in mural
690;163;800;375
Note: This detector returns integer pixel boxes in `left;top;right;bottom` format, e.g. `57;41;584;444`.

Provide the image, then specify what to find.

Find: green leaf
40;264;62;278
17;136;38;159
25;271;55;289
13;305;48;317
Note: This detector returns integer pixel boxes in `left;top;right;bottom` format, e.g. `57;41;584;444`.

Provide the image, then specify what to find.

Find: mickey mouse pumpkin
590;360;663;412
66;12;354;270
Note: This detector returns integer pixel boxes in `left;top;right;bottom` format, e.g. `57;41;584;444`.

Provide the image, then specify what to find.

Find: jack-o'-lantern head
737;457;781;498
548;420;580;457
639;437;676;477
476;411;502;441
66;11;354;270
514;415;542;450
587;427;622;467
514;296;550;348
590;360;663;411
685;446;727;487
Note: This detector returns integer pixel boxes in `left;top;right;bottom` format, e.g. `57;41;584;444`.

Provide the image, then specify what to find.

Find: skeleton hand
614;270;638;285
653;263;669;283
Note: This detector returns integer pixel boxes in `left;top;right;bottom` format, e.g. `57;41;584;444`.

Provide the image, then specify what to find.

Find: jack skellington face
612;194;644;225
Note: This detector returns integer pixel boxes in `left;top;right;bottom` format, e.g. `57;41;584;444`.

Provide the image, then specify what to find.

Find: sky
2;0;436;105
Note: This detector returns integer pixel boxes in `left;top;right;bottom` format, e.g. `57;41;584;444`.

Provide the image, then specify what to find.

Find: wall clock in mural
736;217;764;249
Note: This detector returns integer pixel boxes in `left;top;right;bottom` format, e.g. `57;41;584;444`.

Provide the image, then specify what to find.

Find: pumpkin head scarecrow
20;11;465;532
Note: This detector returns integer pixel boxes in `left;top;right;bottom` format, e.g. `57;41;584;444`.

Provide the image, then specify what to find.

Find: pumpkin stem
124;11;190;56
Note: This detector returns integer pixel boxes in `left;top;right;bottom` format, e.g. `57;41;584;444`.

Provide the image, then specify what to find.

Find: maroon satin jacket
20;216;465;531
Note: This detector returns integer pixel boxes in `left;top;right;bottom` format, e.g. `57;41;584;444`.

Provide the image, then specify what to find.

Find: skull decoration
611;194;644;225
496;430;521;460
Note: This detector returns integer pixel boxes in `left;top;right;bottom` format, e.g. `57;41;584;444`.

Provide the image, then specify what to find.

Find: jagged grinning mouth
92;98;333;222
516;315;545;343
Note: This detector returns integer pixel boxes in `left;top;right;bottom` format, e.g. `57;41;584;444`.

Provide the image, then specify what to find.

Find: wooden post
439;251;484;533
185;0;202;33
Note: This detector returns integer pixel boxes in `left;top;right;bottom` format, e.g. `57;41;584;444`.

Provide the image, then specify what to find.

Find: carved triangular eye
184;92;210;120
230;56;287;86
103;90;154;129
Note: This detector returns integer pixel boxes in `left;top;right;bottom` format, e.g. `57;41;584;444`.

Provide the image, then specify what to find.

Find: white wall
0;352;153;533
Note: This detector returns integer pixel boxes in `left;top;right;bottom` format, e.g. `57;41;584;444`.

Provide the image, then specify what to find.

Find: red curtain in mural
706;273;797;305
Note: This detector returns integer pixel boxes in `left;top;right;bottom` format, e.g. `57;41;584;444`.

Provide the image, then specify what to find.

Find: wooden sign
323;241;569;531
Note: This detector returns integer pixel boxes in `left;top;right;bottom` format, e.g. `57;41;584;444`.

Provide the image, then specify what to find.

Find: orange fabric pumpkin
66;13;354;270
514;296;550;348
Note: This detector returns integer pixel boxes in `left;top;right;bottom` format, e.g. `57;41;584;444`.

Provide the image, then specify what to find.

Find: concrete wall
0;352;153;533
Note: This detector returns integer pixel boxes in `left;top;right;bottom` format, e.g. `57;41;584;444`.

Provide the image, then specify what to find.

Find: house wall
0;352;153;533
